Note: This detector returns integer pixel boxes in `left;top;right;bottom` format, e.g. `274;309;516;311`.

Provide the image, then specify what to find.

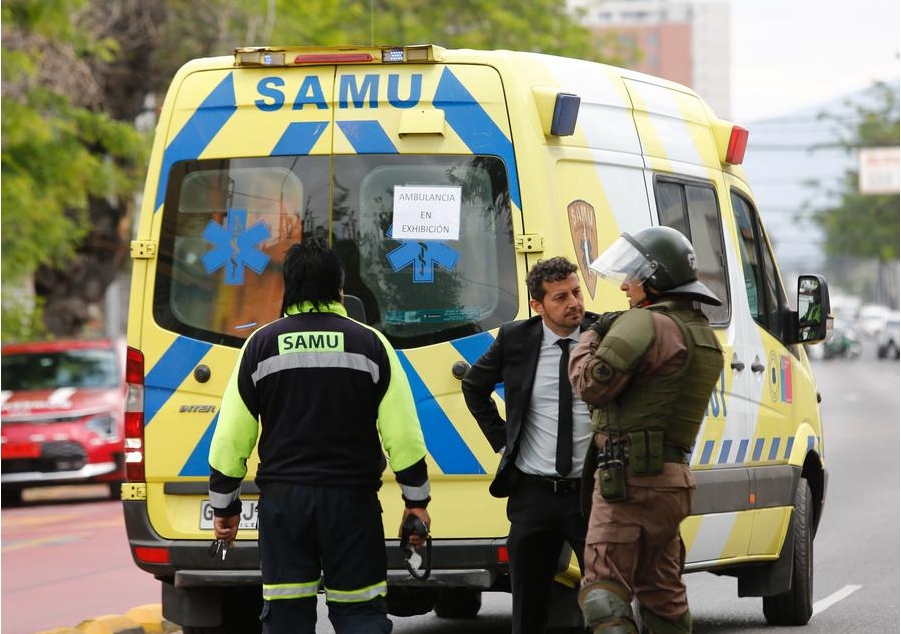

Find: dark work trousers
506;475;587;634
257;483;392;634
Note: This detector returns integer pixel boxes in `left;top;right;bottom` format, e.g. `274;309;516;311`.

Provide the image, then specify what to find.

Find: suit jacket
461;313;598;498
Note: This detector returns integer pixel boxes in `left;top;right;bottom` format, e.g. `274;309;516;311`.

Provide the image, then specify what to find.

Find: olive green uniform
569;301;723;632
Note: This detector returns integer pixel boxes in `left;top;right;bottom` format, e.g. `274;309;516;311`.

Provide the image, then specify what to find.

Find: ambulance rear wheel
386;586;438;616
434;588;482;618
762;478;813;625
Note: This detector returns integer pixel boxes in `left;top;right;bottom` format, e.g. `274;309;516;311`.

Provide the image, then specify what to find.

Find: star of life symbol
385;226;458;283
201;209;271;285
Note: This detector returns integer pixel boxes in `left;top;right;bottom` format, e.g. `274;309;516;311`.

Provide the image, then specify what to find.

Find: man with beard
462;256;598;634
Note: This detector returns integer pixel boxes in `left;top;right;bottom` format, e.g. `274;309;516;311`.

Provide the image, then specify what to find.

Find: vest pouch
627;430;664;475
598;459;627;502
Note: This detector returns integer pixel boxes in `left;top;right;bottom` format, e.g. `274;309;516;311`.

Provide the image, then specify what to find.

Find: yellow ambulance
123;44;831;633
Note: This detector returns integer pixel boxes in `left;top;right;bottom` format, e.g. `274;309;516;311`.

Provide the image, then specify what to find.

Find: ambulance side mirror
793;274;831;345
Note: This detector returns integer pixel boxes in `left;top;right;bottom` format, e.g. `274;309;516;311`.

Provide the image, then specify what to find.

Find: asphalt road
2;340;898;634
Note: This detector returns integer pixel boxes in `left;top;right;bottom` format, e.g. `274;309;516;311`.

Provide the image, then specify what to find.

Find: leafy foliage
1;0;146;279
813;82;900;262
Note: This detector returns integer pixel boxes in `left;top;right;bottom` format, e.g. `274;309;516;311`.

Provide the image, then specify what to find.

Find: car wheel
108;481;123;500
762;478;813;625
434;588;482;619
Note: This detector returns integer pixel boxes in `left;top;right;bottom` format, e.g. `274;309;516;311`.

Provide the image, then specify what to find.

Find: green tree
813;82;900;262
1;0;154;339
810;81;900;306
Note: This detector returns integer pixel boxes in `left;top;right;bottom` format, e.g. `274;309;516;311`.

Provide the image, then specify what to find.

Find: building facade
571;0;731;119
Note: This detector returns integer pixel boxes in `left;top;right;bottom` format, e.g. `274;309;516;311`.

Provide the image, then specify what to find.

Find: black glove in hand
587;311;623;339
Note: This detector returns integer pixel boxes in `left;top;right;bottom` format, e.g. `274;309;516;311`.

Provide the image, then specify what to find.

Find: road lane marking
813;584;862;615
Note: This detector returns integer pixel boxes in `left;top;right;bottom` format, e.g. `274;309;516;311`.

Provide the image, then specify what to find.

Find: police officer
208;238;431;634
568;226;724;634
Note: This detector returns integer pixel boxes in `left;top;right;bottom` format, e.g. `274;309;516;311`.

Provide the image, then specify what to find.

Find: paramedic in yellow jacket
208;238;431;634
568;227;724;634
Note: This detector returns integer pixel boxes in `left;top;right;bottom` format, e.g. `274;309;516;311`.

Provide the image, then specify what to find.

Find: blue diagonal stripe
699;439;714;465
337;120;398;154
155;73;238;210
451;332;504;400
144;337;213;427
396;352;484;475
273;121;329;155
180;412;219;477
717;439;733;464
434;68;521;210
736;439;749;463
782;436;794;460
752;438;765;461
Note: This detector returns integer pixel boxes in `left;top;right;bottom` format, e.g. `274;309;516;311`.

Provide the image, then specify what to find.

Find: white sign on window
392;185;462;240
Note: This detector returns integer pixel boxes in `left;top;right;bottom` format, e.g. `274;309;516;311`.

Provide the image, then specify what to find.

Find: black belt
520;473;580;494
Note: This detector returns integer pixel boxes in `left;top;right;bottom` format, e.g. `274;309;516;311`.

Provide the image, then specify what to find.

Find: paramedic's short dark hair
527;257;578;301
281;238;345;314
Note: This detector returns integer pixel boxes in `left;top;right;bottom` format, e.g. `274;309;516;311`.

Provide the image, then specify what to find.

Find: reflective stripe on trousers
324;580;388;603
262;580;320;601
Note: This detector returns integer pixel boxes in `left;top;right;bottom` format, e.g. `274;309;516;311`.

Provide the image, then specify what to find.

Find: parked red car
1;338;126;505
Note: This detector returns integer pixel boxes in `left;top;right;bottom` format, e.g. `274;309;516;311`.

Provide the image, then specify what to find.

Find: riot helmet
589;226;722;306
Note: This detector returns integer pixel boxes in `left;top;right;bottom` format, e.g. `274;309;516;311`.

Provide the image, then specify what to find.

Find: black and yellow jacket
208;301;430;516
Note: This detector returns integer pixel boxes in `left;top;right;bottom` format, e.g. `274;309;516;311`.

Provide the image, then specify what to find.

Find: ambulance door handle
730;353;745;371
751;360;766;373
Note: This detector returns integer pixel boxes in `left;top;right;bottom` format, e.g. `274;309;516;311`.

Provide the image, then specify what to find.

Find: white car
859;303;890;338
877;313;900;359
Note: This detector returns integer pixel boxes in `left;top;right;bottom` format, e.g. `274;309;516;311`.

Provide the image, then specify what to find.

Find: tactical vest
590;301;723;449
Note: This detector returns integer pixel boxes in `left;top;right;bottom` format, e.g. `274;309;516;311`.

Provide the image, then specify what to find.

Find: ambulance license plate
200;499;259;530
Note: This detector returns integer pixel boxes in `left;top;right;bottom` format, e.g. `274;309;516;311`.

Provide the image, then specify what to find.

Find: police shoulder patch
591;361;616;383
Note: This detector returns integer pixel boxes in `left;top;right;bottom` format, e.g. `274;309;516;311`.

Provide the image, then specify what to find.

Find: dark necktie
555;338;573;477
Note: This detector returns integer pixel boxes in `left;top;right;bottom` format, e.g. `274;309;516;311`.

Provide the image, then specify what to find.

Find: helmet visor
588;235;656;284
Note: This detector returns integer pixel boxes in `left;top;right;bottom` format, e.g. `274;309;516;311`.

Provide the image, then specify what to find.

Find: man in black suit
462;256;597;634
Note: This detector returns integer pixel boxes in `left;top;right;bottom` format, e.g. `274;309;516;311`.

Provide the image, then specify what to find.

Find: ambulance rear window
153;155;517;349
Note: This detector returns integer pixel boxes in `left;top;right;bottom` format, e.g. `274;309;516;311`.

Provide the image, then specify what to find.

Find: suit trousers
506;474;587;634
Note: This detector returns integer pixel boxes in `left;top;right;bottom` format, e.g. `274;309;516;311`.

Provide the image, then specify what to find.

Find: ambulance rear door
136;61;338;541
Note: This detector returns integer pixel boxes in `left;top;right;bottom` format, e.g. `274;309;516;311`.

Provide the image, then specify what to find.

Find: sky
727;0;900;122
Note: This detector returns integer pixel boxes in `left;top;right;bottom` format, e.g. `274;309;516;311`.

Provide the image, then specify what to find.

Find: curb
33;604;180;634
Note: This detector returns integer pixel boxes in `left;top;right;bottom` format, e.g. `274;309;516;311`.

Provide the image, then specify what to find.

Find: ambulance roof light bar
234;45;439;67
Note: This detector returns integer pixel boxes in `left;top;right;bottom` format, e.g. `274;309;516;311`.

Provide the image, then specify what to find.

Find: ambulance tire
762;478;813;626
182;586;263;634
386;586;438;616
433;588;482;619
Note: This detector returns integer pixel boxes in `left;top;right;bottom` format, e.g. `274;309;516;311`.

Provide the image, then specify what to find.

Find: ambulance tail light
133;545;171;565
124;346;145;482
713;120;750;166
726;125;749;165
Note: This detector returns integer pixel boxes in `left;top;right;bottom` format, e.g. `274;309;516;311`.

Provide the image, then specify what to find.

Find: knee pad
639;606;691;634
578;581;638;633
